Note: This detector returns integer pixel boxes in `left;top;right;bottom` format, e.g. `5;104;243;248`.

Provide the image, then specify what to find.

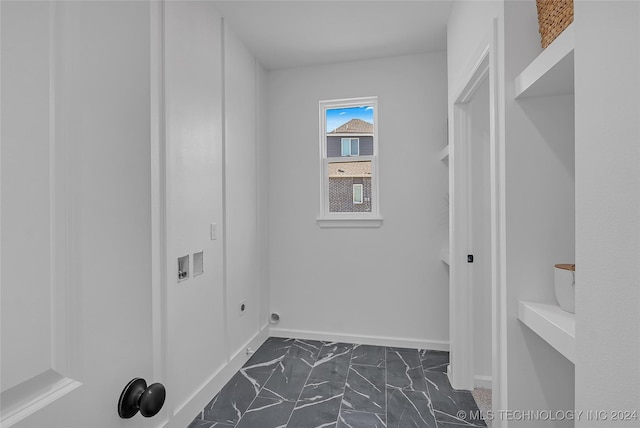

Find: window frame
341;138;360;156
353;183;364;204
318;97;381;228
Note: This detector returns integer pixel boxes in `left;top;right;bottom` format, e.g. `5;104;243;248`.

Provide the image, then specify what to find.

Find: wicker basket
536;0;574;48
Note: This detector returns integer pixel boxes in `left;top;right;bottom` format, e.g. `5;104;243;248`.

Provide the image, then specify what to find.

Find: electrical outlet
239;300;247;316
210;223;217;240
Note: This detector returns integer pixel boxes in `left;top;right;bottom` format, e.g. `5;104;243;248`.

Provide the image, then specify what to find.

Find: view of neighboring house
327;118;374;157
328;161;372;212
327;118;373;212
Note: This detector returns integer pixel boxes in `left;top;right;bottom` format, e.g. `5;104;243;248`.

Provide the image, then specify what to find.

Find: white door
1;2;163;427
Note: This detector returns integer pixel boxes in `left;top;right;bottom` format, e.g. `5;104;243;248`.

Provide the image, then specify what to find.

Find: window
341;138;360;156
353;184;363;204
318;97;381;227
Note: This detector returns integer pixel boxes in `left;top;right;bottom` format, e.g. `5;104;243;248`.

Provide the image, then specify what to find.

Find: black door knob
118;378;166;419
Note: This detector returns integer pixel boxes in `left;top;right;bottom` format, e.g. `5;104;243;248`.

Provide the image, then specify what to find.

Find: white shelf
439;146;449;163
518;301;575;363
440;248;450;266
515;23;574;99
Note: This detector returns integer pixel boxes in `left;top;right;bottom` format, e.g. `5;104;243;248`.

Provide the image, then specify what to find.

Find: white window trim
353;183;364;204
318;96;382;228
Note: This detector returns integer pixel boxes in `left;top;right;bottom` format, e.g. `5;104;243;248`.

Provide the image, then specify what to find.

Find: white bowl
554;264;575;314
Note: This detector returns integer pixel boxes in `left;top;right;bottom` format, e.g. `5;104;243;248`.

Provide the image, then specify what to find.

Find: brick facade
329;177;372;212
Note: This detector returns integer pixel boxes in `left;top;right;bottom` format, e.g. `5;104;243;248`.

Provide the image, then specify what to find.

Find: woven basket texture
536;0;574;48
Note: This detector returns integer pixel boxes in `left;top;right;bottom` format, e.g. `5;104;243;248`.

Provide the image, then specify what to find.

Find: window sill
317;217;383;228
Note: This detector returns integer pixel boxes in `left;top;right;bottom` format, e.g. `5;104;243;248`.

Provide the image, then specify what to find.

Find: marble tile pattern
189;338;486;428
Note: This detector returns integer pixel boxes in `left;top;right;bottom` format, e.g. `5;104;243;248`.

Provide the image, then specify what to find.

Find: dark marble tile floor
188;337;486;428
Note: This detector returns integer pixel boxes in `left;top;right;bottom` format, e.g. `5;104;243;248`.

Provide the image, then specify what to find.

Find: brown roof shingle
328;161;372;178
328;118;373;134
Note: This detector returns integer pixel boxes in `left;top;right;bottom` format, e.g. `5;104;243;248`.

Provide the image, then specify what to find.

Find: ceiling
212;1;453;70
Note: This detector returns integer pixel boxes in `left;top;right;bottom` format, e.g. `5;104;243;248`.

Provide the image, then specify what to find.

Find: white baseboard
445;365;492;391
163;326;269;428
269;327;449;351
474;375;493;389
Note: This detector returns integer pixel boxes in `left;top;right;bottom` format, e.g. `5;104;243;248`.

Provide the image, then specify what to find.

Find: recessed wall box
193;251;204;276
178;255;189;281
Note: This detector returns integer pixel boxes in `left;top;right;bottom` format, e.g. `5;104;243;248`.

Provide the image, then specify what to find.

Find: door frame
448;18;507;426
150;0;169;424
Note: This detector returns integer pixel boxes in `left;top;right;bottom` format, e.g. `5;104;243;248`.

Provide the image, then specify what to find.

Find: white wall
224;23;260;358
447;1;503;101
503;2;575;425
268;53;449;349
256;62;270;331
163;4;270;426
574;2;640;426
449;1;575;424
164;0;227;412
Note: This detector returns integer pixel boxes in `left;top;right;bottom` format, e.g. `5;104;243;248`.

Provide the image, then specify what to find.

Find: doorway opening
448;19;505;428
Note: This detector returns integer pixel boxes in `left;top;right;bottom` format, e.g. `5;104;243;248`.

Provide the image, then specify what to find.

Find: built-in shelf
515;23;574;99
439;146;449;163
440;248;450;266
518;301;575;363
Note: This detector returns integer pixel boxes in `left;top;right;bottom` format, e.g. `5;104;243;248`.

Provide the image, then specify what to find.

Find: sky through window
326;106;374;132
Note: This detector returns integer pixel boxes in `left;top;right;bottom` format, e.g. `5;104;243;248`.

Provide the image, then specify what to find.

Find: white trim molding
167;327;270;428
449;18;506;428
1;372;82;428
269;327;449;352
318;96;381;225
316;217;383;228
149;1;169;424
474;375;493;390
449;44;490;391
